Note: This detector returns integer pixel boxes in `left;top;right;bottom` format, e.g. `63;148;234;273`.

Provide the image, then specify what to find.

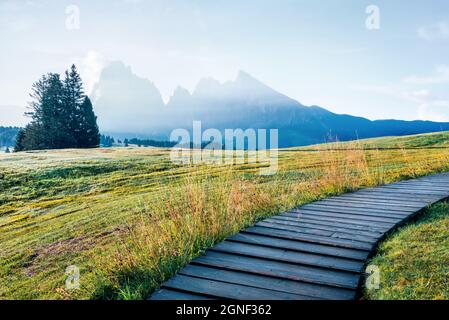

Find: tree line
126;138;177;148
14;65;100;152
100;135;115;147
98;136;176;148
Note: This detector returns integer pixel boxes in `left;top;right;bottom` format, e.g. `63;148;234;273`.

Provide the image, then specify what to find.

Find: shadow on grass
90;267;162;300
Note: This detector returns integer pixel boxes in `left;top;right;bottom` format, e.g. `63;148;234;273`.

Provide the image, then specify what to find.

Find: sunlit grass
1;134;449;300
365;202;449;300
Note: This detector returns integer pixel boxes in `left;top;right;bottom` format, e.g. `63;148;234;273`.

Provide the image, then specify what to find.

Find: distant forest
99;135;177;148
0;127;20;147
126;138;177;148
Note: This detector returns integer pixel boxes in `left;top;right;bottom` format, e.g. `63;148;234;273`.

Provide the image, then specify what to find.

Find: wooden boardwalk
150;173;449;300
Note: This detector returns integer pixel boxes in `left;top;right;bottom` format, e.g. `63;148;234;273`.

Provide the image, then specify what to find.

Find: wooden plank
255;221;333;237
305;201;414;214
379;187;449;195
264;217;383;238
163;274;315;300
290;208;401;224
338;192;437;203
361;187;446;197
150;288;213;300
323;194;428;205
419;184;449;189
228;233;369;261
392;178;449;183
212;241;364;273
256;221;379;244
243;226;373;251
178;265;354;300
263;216;383;238
306;200;420;213
309;199;416;211
388;184;449;194
271;215;387;233
192;251;361;289
281;212;393;229
418;178;449;183
358;186;444;195
422;175;449;180
386;180;449;188
323;197;428;208
332;194;435;205
299;204;409;219
296;206;408;220
391;182;449;190
383;184;449;192
350;191;440;202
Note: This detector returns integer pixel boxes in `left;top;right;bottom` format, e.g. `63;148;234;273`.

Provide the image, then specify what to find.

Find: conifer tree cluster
14;65;100;151
100;135;115;147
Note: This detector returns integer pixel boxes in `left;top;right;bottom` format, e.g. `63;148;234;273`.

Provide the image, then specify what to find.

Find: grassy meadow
366;201;449;300
1;131;449;300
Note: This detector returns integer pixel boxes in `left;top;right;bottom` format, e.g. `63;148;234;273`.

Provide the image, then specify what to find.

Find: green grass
361;131;449;148
297;130;449;150
365;202;449;300
1;134;449;300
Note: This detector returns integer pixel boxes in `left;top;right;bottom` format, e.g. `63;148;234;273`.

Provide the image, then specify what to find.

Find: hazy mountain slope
91;62;449;147
0;126;20;147
91;61;165;134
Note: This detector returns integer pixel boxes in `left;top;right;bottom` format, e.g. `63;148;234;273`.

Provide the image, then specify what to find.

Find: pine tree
14;128;27;152
124;138;129;147
77;97;100;148
63;64;85;147
5;147;10;153
22;73;65;150
45;73;73;149
17;64;101;151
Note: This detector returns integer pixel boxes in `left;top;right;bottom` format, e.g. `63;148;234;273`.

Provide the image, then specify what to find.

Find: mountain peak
167;86;191;106
91;60;164;133
101;60;132;77
173;85;190;96
236;70;256;82
193;77;222;97
235;70;269;89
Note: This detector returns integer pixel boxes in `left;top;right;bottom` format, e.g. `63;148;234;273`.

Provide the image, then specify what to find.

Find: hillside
299;131;449;150
354;131;449;149
1;132;449;299
91;61;449;147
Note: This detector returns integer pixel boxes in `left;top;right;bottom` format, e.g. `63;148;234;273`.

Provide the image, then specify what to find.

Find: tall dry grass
2;141;449;300
86;142;449;300
91;144;387;299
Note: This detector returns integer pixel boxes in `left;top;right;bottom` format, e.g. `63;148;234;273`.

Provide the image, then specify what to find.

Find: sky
1;0;449;126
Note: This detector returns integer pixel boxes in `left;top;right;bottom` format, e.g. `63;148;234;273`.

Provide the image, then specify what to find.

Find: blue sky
1;0;449;126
